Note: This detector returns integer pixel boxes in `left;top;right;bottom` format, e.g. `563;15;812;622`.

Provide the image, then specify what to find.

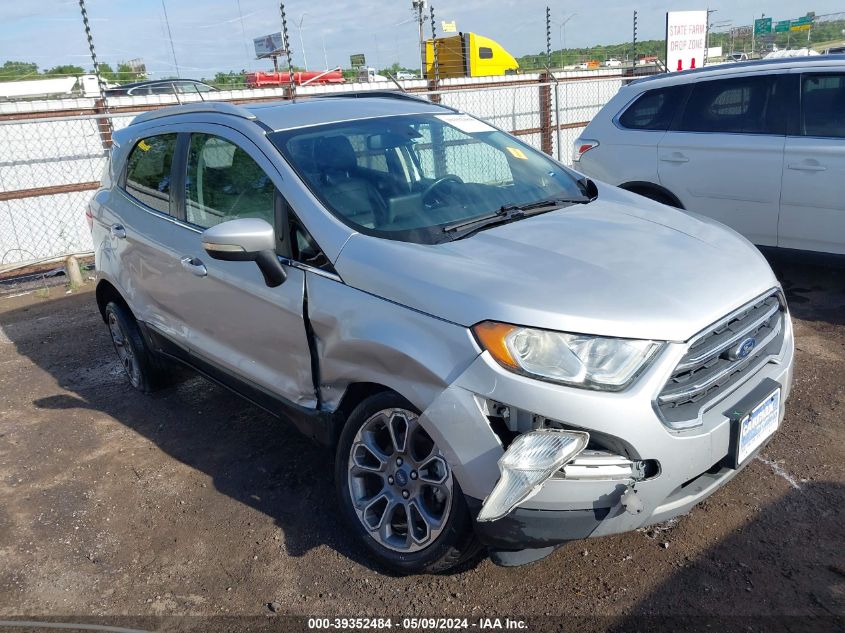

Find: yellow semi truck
425;32;519;79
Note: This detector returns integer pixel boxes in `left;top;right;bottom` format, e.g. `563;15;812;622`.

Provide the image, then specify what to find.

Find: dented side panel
305;274;480;414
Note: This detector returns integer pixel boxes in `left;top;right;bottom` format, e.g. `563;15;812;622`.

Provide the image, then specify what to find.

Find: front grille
657;290;786;428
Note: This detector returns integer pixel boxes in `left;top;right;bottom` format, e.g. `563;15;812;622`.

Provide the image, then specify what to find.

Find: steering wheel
421;175;465;205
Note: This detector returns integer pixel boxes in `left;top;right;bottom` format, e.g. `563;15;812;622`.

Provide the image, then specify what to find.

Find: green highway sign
775;20;790;32
789;15;814;31
754;17;772;35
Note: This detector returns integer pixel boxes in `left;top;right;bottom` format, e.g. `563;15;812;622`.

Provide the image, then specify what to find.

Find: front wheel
335;392;479;574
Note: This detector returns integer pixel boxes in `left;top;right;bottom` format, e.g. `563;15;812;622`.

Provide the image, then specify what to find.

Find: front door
779;72;845;255
162;126;314;407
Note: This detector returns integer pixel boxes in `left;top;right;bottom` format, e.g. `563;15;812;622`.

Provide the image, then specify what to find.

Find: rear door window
618;85;686;131
185;133;275;228
676;75;786;135
124;133;177;214
801;74;845;138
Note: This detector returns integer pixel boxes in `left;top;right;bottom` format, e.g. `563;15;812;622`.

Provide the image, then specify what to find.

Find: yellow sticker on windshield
137;139;151;152
506;147;527;160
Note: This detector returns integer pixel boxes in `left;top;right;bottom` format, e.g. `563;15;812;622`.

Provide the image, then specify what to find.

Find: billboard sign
730;25;753;38
754;17;772;35
666;10;708;72
350;53;366;68
254;33;285;59
441;20;457;33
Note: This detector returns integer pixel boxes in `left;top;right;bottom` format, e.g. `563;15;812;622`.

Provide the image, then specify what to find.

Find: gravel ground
0;253;843;632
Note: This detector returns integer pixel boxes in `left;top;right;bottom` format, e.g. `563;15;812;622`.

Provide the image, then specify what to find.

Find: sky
0;0;842;80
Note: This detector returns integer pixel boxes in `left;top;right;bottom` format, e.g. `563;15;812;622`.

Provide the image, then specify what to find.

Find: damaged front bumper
418;317;795;557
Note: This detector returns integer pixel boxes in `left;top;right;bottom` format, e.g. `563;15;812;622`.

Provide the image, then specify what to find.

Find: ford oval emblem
730;337;757;361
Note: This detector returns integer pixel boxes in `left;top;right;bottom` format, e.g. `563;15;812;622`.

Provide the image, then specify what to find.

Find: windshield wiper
441;196;592;239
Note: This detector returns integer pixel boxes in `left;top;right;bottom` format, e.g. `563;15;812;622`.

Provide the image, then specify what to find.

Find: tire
104;301;170;393
335;391;480;574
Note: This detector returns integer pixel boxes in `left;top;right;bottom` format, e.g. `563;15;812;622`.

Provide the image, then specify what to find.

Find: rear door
657;73;789;246
112;131;185;337
778;72;845;255
578;84;687;186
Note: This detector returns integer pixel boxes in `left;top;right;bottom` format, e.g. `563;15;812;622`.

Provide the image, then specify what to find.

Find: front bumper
419;314;795;550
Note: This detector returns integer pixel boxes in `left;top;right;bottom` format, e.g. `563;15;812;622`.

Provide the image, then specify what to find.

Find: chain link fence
0;73;637;270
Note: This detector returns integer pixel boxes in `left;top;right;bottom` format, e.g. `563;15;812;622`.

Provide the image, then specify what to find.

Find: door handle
180;256;207;277
787;162;826;172
110;224;126;239
660;153;690;164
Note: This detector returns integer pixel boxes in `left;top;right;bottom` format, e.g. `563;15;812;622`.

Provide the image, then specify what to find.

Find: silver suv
91;96;794;573
574;56;845;255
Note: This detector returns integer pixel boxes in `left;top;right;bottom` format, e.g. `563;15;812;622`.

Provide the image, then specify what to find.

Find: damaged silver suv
91;96;794;573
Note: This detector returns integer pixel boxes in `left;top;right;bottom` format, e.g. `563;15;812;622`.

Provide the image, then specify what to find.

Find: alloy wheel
347;408;453;553
108;311;140;388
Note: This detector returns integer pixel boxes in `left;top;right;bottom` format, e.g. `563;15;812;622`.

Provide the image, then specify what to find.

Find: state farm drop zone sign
666;10;708;72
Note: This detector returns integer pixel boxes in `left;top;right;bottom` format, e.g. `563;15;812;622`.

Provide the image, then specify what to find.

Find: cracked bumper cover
418;319;794;550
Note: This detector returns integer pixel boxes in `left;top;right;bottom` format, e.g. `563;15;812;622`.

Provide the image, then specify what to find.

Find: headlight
473;321;661;390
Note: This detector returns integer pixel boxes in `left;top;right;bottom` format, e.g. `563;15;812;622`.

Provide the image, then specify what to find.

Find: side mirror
201;218;287;287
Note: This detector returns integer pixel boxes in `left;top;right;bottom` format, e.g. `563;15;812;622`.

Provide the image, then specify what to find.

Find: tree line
0;60;146;83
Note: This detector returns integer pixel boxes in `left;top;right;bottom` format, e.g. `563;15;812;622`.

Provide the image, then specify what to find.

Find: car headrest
314;136;357;174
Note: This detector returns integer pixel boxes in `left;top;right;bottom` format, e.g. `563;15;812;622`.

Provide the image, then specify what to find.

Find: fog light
477;429;589;522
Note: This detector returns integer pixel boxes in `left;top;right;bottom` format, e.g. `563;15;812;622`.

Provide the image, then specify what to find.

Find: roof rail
319;90;432;103
130;102;257;126
630;53;845;86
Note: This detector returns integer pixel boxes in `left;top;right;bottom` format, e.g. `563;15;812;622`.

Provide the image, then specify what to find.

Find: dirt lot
0;253;843;632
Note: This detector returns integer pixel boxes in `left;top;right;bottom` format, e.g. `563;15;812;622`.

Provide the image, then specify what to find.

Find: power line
235;0;252;68
160;0;181;78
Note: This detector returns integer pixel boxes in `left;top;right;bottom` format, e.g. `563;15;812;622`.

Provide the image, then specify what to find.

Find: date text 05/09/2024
307;618;528;630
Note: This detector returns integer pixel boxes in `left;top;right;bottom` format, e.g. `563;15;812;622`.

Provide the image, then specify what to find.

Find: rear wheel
336;391;480;574
105;302;169;393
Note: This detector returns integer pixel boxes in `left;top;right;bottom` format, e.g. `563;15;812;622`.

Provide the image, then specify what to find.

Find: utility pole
705;9;715;65
412;0;426;77
557;14;576;68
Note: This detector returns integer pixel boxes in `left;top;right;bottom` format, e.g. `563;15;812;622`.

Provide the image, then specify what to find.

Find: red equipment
245;70;345;88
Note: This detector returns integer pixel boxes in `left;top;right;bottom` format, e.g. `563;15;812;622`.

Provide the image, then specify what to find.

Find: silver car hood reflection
334;185;778;342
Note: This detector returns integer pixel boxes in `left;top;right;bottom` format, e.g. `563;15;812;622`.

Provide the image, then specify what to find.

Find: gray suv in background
91;96;794;573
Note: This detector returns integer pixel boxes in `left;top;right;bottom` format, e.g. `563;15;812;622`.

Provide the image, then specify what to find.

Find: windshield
269;112;590;244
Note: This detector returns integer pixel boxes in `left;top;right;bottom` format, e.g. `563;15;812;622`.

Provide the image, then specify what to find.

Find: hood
334;185;779;342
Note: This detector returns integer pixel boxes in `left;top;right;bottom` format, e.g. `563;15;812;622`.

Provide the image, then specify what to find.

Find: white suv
574;56;845;256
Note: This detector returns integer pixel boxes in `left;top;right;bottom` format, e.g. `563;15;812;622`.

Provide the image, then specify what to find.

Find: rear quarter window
123;134;177;214
618;85;686;131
